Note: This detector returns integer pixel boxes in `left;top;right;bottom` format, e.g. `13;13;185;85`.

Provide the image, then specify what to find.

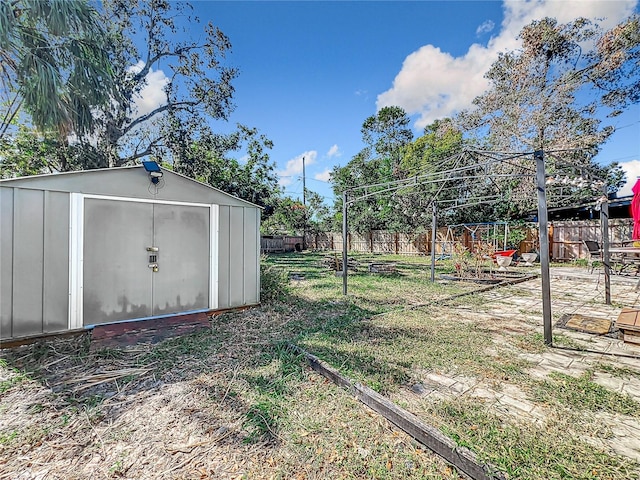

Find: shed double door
82;198;210;326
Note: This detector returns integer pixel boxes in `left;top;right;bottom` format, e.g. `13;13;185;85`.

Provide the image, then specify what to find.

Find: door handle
148;263;158;272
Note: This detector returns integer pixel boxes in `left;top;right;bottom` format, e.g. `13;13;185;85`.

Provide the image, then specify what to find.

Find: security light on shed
142;161;163;184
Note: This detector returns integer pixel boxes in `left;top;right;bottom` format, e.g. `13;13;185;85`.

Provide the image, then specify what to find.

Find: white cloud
128;61;170;116
617;160;640;197
377;0;638;129
277;150;317;187
314;168;332;182
476;20;495;35
327;144;340;158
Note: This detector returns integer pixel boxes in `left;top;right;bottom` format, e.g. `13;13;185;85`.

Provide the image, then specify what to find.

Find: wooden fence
550;219;634;261
300;218;636;261
260;236;304;253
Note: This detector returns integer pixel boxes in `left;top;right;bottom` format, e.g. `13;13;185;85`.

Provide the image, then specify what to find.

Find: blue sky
143;1;640;203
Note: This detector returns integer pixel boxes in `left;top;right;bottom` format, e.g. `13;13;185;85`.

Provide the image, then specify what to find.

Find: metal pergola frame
340;148;612;347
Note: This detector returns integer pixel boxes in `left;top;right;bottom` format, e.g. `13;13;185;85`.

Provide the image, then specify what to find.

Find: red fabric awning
631;178;640;240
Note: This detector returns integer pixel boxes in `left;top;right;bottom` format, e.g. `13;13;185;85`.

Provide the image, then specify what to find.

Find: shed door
82;198;210;326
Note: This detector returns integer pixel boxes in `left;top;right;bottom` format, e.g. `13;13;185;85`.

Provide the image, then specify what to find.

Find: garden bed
440;270;535;284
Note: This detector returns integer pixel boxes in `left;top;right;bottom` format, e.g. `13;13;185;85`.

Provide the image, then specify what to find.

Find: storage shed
0;165;261;341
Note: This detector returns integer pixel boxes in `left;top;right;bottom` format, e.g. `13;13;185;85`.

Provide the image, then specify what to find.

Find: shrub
260;258;290;303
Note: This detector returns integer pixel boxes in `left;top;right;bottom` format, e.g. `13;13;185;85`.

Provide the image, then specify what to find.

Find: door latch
147;246;159;271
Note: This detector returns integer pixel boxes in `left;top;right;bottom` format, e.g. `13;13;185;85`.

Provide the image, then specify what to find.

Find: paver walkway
399;266;640;463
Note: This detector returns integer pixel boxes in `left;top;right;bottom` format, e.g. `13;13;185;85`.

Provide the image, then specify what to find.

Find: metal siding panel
243;208;259;304
83;199;153;324
228;207;244;306
43;191;70;332
210;205;219;309
12;189;45;336
218;206;230;308
0;188;14;338
152;204;210;315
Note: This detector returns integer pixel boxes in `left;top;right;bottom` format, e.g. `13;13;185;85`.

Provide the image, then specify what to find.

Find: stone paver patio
401;266;640;463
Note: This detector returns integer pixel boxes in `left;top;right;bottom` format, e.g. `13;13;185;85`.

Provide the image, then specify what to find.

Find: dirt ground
0;308;459;480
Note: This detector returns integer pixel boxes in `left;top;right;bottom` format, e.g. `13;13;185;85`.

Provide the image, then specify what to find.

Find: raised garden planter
440;270;532;284
368;263;398;274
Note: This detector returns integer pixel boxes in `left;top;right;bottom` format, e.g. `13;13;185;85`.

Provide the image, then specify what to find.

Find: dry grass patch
0;301;463;479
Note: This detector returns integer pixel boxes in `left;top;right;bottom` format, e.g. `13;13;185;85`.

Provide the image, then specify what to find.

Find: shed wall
1;168;261;340
218;205;260;309
0;188;69;339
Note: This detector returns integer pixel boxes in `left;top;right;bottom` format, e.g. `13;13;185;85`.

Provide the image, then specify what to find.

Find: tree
331;150;393;233
591;15;640;113
361;105;413;176
331;107;414;233
0;126;106;178
392;119;475;228
261;189;331;236
400;118;463;176
460;16;639;214
171;125;280;209
0;0;114;139
261;197;306;236
94;0;238;167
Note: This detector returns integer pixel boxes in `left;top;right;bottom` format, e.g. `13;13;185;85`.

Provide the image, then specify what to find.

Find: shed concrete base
1;305;261;351
89;312;212;351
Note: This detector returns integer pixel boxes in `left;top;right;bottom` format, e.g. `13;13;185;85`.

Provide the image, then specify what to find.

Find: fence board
285;219;635;261
261;236;304;253
550;219;633;260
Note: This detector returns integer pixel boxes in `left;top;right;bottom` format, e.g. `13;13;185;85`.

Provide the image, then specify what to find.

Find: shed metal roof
0;165;261;208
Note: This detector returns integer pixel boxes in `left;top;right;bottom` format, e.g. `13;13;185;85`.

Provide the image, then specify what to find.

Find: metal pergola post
430;202;437;283
535;150;553;346
342;190;348;296
601;189;611;305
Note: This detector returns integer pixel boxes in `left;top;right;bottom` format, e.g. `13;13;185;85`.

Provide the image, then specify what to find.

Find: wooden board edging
291;345;507;480
0;329;87;350
405;273;539;312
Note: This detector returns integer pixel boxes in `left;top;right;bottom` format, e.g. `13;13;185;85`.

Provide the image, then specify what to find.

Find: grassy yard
1;251;638;479
265;252;640;479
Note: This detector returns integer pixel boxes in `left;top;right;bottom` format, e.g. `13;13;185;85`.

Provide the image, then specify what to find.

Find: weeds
242;342;306;442
0;430;18;445
528;371;640;416
426;398;637;480
514;332;583;353
595;363;640;379
243;400;282;441
0;371;28;394
260;256;291;303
